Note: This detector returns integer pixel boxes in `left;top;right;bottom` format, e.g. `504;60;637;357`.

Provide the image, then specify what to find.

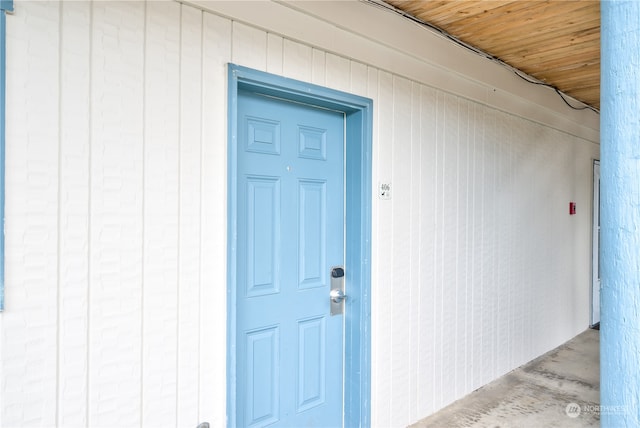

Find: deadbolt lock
329;266;346;315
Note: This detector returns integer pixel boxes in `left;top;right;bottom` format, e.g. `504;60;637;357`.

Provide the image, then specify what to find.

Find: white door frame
591;159;600;327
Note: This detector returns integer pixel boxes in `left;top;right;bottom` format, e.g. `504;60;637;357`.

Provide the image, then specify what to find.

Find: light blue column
600;1;640;426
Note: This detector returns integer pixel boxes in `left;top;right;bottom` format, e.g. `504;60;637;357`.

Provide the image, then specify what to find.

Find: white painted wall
1;1;598;427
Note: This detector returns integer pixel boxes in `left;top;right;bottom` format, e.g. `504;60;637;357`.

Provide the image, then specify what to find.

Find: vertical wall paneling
0;0;11;313
283;39;312;82
478;105;492;385
1;1;600;427
177;4;203;425
390;75;411;427
470;102;484;392
266;33;283;75
503;115;514;370
90;2;145;426
496;115;506;370
4;1;59;426
325;53;350;93
573;138;596;329
432;91;444;409
231;21;266;72
311;48;325;86
349;61;368;98
408;81;422;422
506;116;516;371
59;1;90;425
456;98;470;395
372;70;393;428
499;116;508;368
142;1;181;426
514;122;524;356
200;12;231;426
365;64;379;423
417;84;437;418
441;93;458;407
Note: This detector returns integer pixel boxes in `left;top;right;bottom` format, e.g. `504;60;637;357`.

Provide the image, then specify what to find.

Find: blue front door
236;89;345;427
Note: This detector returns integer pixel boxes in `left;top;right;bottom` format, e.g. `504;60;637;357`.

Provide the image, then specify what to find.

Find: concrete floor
410;328;600;428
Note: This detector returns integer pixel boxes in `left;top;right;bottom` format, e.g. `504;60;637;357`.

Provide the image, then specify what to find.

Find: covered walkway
410;329;600;427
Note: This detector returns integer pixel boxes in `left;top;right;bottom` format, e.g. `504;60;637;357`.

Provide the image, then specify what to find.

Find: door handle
330;266;345;316
330;289;346;303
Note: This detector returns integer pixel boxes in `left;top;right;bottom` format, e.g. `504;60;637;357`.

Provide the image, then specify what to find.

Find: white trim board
184;0;599;143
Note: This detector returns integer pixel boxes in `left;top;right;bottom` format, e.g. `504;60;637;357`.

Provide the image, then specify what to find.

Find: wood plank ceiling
382;0;600;111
